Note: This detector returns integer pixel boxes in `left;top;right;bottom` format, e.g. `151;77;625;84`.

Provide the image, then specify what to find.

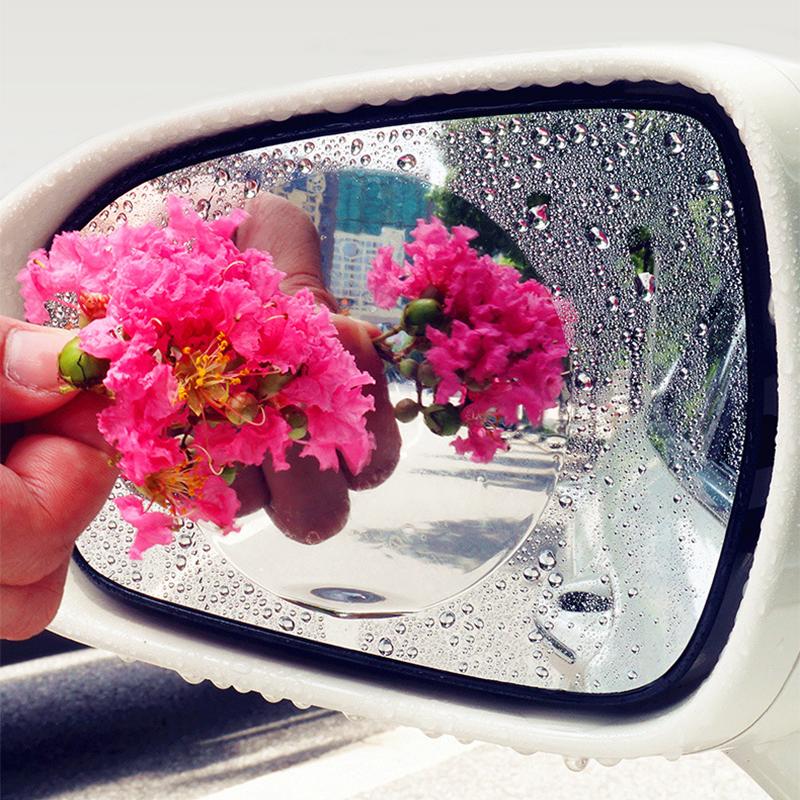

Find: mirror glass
73;105;748;694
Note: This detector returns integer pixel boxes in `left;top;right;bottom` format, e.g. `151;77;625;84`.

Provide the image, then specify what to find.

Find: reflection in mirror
74;106;748;694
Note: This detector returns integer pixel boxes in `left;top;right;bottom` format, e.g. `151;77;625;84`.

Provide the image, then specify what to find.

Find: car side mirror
1;44;798;800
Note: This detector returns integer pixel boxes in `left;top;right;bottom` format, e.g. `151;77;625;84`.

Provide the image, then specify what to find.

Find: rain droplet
606;294;620;312
530;153;545;170
722;200;735;218
175;555;187;571
439;610;456;628
397;154;416;172
378;637;394;656
528;203;549;230
575;372;593;391
279;616;295;632
627;670;638;680
605;183;622;201
618;111;637;129
571;123;588;144
603;156;616;172
564;757;589;772
476;126;495;144
698;169;721;191
628;587;639;598
535;666;549;679
523;566;540;581
664;131;684;154
244;178;260;199
534;126;551;145
538;549;557;571
548;572;564;588
215;169;229;187
635;271;656;302
298;158;313;174
350;138;364;155
558;494;573;508
586;226;610;249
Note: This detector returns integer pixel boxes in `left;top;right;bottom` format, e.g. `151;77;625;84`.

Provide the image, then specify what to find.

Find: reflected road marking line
199;726;479;800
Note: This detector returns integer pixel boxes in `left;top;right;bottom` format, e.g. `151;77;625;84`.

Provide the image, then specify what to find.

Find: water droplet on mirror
605;183;622;201
397;154;416;172
628;587;639;598
350;138;363;155
722;199;735;218
476;126;495;144
481;187;496;203
528;203;549;230
548;572;564;588
571;123;588;143
564;757;588;772
575;372;593;391
606;294;620;312
618;111;637;129
175;555;187;571
698;169;721;191
439;610;456;628
523;566;540;581
244;178;260;199
279;616;295;632
534;126;551;145
586;226;610;249
178;177;191;193
378;637;394;656
530;153;545;170
627;670;638;680
298;158;313;174
558;494;573;508
664;131;685;154
215;169;229;187
635;271;656;302
535;665;549;679
538;549;557;571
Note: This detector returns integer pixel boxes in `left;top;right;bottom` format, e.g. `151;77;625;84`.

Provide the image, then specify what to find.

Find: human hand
0;318;117;639
233;193;401;543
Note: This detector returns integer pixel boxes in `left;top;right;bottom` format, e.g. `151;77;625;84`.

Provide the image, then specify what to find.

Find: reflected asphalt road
1;651;769;800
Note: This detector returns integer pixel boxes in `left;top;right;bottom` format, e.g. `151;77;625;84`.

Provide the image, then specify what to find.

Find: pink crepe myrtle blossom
18;196;375;558
368;216;568;463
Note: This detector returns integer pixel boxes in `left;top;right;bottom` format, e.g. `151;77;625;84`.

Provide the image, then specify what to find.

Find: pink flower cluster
19;196;375;558
368;218;567;462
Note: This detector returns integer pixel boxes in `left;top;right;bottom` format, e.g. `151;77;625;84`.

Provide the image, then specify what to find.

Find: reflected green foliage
427;186;539;281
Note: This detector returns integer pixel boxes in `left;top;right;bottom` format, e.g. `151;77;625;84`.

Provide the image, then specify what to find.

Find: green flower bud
394;398;420;423
398;358;418;379
423;403;462;436
257;371;293;399
416;361;440;388
58;336;109;389
282;405;308;440
401;298;444;334
225;392;260;425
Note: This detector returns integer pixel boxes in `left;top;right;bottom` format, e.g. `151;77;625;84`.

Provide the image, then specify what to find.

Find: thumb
0;317;75;424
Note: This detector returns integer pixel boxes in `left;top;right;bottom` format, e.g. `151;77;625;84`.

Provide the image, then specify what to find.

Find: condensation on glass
75;107;747;694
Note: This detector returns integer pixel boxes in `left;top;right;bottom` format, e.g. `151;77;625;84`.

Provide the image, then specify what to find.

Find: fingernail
4;327;74;392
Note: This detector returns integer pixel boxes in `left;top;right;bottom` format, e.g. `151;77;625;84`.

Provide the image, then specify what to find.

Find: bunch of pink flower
368;217;567;462
19;196;375;558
